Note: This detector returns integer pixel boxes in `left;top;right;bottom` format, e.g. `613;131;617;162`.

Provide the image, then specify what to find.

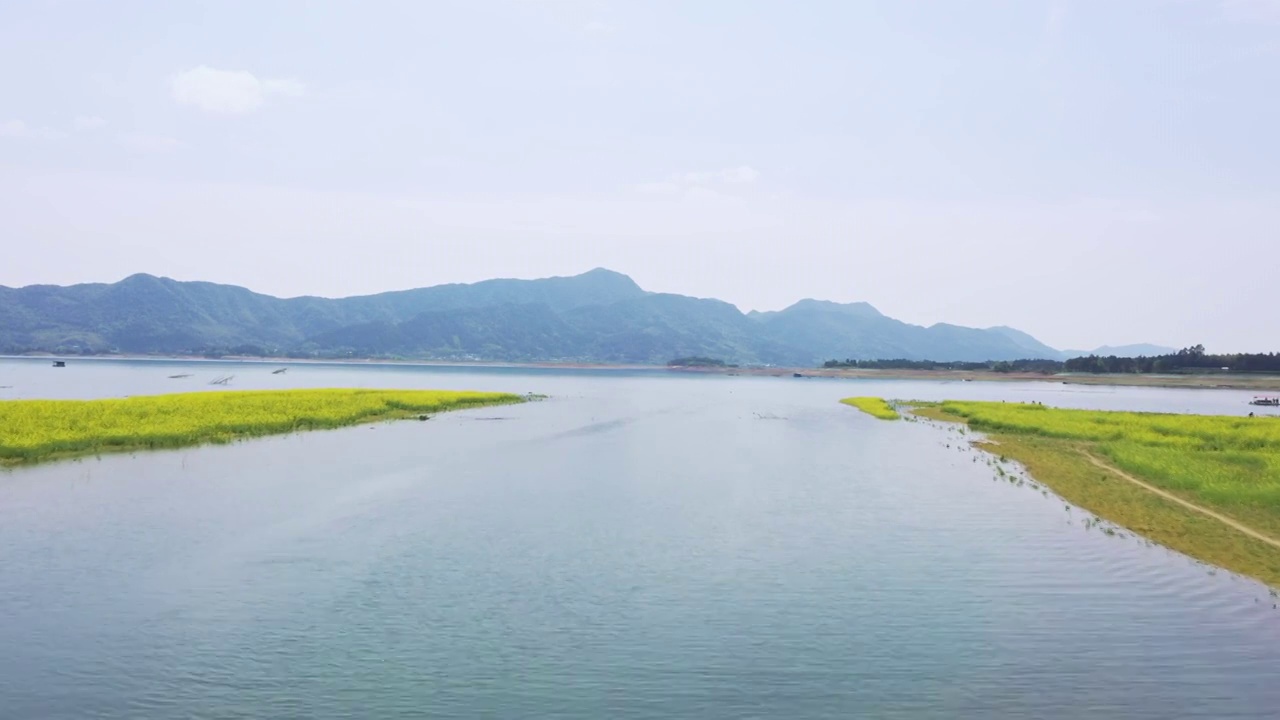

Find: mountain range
1061;344;1178;358
0;269;1146;365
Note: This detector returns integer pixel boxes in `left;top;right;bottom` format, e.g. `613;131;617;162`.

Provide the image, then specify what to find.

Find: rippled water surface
1;358;1278;719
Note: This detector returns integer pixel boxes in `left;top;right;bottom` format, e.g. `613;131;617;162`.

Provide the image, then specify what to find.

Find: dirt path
1081;451;1280;550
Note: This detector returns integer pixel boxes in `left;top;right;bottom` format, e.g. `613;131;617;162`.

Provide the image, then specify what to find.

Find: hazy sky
2;1;1277;352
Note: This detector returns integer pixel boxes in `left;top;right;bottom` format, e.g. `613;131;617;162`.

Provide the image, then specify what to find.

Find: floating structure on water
1250;396;1280;407
272;368;288;375
168;374;192;379
209;375;234;385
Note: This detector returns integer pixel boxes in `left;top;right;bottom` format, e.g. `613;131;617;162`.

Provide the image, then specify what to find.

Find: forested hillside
1;269;1066;364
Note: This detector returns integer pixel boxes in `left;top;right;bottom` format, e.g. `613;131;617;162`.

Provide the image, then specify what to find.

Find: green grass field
939;401;1280;536
840;397;900;420
890;399;1280;588
0;389;525;465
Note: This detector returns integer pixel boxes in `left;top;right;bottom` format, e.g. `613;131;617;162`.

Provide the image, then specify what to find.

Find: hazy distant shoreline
668;364;1280;391
0;353;664;372
6;353;1280;391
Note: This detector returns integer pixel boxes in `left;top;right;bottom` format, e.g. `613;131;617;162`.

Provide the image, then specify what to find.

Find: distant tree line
822;358;1064;373
1063;345;1280;374
821;346;1280;375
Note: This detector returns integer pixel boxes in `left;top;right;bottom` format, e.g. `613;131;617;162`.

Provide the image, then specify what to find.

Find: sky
1;0;1278;352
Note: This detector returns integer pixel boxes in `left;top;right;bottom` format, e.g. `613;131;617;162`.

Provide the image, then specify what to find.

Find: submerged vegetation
885;399;1280;587
840;397;900;421
0;389;525;466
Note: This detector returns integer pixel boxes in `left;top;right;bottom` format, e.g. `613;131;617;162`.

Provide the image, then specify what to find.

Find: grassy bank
840;397;900;420
879;399;1280;587
0;389;525;466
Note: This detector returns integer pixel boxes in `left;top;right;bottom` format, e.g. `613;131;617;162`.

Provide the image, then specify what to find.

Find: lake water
1;358;1278;719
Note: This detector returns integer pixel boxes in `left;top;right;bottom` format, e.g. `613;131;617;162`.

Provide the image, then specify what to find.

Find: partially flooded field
0;388;524;465
846;397;1280;588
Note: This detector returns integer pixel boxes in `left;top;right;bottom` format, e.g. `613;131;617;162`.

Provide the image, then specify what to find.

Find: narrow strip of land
845;398;1280;588
1080;450;1280;551
0;389;529;466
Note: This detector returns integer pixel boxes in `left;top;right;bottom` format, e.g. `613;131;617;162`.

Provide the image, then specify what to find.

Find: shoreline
669;364;1280;391
887;400;1280;590
5;353;1280;391
0;354;664;372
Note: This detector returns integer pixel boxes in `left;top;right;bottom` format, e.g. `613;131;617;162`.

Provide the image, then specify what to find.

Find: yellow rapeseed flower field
0;389;524;465
938;401;1280;521
840;397;900;420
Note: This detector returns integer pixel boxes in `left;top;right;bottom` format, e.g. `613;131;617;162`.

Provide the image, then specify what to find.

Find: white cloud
1046;1;1067;35
716;166;761;184
679;185;749;206
675;166;761;185
0;119;65;139
638;165;762;195
73;115;107;130
118;132;181;152
636;180;680;194
170;65;305;114
1220;0;1280;22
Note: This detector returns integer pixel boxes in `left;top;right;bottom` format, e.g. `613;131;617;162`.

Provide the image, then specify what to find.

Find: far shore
0;353;663;372
668;365;1280;391
5;353;1280;391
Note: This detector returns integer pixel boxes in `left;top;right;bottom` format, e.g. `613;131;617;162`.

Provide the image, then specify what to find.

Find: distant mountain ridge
1;269;1075;364
1062;343;1179;358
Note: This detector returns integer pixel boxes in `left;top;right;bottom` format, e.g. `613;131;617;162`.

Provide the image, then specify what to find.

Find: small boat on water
272;367;288;375
52;360;65;368
1249;396;1280;407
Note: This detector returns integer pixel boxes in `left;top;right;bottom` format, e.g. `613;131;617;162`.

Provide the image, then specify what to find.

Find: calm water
1;358;1278;719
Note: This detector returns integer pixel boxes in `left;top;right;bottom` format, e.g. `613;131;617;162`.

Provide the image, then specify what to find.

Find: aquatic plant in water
840;397;900;420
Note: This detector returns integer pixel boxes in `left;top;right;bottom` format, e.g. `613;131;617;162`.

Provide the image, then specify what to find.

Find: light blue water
1;358;1277;719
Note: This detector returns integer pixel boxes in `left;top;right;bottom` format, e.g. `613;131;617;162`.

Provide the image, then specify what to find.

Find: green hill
0;269;1064;364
